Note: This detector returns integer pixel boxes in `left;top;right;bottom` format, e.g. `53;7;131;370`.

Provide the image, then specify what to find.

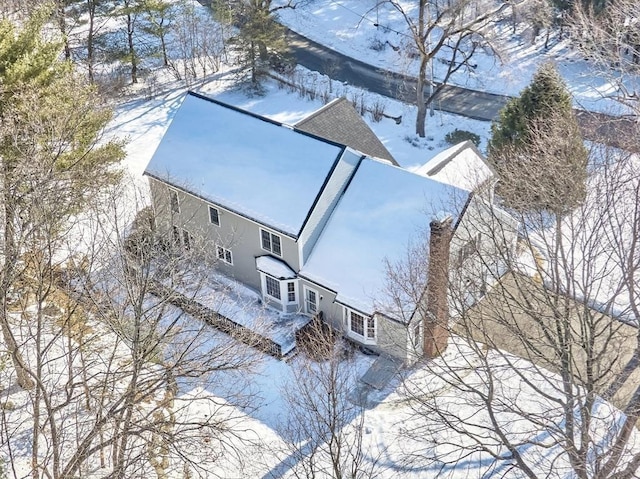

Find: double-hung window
209;206;220;226
216;245;232;265
265;275;281;300
261;229;282;256
182;229;193;250
287;282;296;302
170;189;180;214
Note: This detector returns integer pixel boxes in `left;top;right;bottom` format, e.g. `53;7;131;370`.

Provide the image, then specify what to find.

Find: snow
274;0;639;115
300;158;469;315
3;0;640;476
414;141;494;191
256;255;296;280
144;92;345;237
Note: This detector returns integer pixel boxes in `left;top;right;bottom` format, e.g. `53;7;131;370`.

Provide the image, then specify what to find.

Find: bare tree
570;0;640;122
381;0;510;137
281;319;381;478
3;179;264;478
390;128;640;477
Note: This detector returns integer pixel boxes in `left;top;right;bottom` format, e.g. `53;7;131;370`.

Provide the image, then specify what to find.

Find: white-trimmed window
304;287;318;315
182;229;193;250
346;308;376;343
287;282;296;303
172;225;181;245
260;229;282;256
265;275;281;300
216;245;232;265
209;206;220;226
170;189;180;214
457;233;481;266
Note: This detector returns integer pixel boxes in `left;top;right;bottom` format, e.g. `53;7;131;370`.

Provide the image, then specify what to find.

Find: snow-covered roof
144;92;345;237
256;255;296;280
414;141;494;191
300;158;470;316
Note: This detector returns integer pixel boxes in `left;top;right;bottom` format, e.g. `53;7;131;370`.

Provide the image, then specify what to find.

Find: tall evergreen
214;0;290;88
0;8;124;389
488;63;588;213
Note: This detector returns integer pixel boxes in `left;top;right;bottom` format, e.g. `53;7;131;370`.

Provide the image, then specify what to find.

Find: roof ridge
294;97;348;126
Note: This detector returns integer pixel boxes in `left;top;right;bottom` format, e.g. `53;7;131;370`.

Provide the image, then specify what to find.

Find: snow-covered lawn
275;0;639;115
2;0;640;476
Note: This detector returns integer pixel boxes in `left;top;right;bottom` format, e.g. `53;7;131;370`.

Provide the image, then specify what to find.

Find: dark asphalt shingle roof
294;97;398;165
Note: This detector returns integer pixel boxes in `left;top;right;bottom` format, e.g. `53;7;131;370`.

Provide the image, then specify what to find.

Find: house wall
148;178;300;293
298;149;362;265
297;277;412;361
375;314;412;360
450;195;518;304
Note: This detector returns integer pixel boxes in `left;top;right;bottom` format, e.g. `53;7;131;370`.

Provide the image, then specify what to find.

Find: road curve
285;28;637;149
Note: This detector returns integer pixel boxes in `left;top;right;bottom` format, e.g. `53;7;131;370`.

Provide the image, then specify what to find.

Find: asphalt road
286;29;638;149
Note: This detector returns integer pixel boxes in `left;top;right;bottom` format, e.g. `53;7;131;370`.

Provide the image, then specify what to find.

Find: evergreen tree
214;0;291;88
0;8;124;389
488;63;588;213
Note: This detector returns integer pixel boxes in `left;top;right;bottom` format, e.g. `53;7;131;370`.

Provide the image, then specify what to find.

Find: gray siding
376;314;412;360
149;178;300;293
297;277;412;360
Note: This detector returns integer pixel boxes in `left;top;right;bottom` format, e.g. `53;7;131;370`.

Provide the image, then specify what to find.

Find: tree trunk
127;12;138;84
0;165;34;390
415;57;428;138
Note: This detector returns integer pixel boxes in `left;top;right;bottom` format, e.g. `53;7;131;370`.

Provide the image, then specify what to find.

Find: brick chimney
423;216;453;358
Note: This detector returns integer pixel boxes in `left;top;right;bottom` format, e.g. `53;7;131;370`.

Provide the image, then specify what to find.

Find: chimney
423;216;453;358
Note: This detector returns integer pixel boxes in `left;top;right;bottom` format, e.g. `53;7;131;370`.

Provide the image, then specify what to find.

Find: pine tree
0;8;124;389
214;0;291;88
488;62;588;213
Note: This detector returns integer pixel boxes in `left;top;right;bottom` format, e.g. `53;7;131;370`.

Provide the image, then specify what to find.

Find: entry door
304;287;318;315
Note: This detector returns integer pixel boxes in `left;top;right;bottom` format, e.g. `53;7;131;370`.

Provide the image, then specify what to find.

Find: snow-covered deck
166;272;311;357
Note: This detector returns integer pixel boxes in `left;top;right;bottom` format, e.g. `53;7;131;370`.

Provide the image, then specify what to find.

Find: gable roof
144;92;346;237
299;157;470;316
414;141;495;191
295;97;398;165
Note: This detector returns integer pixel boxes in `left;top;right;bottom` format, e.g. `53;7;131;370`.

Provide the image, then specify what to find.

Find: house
143;92;516;362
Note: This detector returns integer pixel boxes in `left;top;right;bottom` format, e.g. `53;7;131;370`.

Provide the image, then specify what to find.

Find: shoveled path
286;28;638;150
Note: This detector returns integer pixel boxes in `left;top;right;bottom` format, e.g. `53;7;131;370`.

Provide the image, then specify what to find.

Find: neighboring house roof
414;141;495;191
294;97;398;165
144;92;345;237
299;157;470;316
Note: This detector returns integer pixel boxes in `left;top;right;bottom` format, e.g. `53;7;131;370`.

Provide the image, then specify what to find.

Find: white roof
415;141;494;191
256;255;296;280
300;158;469;316
144;92;345;236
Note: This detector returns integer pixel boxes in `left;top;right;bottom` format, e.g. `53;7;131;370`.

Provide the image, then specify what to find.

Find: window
351;311;365;336
287;282;296;303
216;245;232;265
182;229;192;250
304;288;318;314
172;225;181;245
412;323;421;349
457;233;481;266
265;275;281;300
347;309;375;342
261;229;282;256
209;206;220;226
170;189;180;214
